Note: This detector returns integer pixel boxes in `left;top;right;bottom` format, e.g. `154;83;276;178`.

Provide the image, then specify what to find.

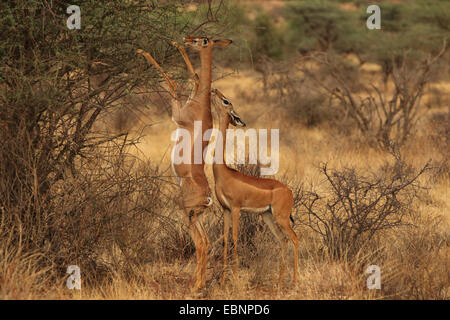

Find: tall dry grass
1;54;448;300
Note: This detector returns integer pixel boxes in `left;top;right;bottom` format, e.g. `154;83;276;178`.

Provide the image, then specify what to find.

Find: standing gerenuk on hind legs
137;36;232;292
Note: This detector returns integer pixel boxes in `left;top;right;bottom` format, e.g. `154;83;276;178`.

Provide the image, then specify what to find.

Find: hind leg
187;217;205;291
196;219;209;288
263;212;288;286
186;207;208;292
273;212;299;285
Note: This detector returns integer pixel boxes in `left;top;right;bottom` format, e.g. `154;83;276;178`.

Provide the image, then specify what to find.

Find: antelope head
212;88;246;127
183;36;232;51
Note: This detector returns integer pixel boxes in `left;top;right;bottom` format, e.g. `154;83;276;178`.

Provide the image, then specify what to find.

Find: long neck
214;114;230;174
196;49;213;107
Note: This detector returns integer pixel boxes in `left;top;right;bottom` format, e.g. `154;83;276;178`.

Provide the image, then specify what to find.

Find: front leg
172;41;199;99
221;208;231;286
172;42;199;86
231;207;240;276
137;48;184;122
136;49;178;99
187;215;205;292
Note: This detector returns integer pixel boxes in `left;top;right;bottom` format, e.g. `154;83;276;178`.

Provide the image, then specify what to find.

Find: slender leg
136;49;183;119
136;49;178;98
231;207;240;276
221;209;231;286
274;214;299;285
279;238;288;286
172;43;198;81
172;42;199;97
188;218;205;291
197;219;209;287
263;212;287;286
262;212;284;242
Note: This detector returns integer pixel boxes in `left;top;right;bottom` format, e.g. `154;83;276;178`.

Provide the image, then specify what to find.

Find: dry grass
1;64;449;300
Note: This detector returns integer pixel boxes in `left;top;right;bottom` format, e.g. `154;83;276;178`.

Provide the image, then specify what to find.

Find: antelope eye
203;39;209;46
222;99;229;106
193;39;199;44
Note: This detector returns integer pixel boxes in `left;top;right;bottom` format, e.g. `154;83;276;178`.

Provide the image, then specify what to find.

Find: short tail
290;213;295;224
204;197;213;207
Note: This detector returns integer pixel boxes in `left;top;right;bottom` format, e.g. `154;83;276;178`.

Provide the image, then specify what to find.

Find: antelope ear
230;110;246;127
213;39;232;48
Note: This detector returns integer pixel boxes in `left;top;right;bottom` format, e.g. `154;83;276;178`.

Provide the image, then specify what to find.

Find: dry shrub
107;89;174;134
262;59;342;128
0;129;195;289
52;146;166;273
299;44;446;149
296;152;430;260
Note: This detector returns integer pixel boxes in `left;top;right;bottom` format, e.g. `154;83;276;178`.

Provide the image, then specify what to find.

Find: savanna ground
0;0;449;299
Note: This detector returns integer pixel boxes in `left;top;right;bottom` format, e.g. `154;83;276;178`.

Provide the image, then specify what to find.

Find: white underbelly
241;206;271;213
220;194;270;213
